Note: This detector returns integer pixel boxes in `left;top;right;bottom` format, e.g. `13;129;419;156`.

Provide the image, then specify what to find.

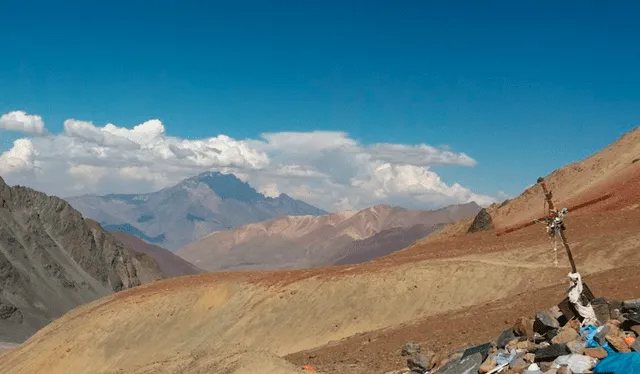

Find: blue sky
1;0;639;207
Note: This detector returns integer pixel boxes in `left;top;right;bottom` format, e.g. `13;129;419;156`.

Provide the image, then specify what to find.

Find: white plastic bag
553;354;598;373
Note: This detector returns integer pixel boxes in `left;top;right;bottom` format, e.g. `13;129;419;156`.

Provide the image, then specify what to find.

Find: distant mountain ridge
177;202;481;271
67;172;327;251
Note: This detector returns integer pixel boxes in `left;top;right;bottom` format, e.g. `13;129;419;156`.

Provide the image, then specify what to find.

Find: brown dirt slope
110;231;202;278
177;202;480;271
423;126;640;239
1;128;638;374
1;203;638;374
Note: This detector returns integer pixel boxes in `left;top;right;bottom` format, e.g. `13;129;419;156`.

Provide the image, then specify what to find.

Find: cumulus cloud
0;111;498;211
0;139;37;174
0;111;46;135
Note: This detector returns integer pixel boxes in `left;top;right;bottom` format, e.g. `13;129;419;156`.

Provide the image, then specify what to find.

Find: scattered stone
534;344;570;361
611;308;622;320
510;357;528;371
543;328;559;341
461;342;492;361
402;342;422;356
609;299;623;314
537;361;552;372
515;317;535;339
478;356;497;374
434;352;483;374
407;353;431;373
566;339;586;354
515;341;537;352
532;333;546;343
584;347;608;359
622;299;640;313
498;329;518;348
565;319;581;332
534;311;559;334
524;353;536;363
548;306;564;319
606;334;631;353
551;328;579;345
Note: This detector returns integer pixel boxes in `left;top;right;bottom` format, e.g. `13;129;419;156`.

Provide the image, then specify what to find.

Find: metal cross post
535;177;578;273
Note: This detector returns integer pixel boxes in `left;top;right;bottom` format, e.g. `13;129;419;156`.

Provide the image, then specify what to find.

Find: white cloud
0;139;37;174
0;111;498;211
0;111;46;135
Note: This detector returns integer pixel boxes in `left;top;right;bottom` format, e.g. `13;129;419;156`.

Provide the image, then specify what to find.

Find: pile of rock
388;297;640;374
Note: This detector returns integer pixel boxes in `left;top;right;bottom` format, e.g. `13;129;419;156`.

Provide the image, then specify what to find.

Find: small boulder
584;347;608;359
551;328;579;345
565;319;581;332
498;329;518;348
535;344;570;361
514;317;535;339
467;208;493;233
534;311;559;334
402;342;422;357
407;353;431;373
478;356;497;374
606;335;631;353
566;339;586;354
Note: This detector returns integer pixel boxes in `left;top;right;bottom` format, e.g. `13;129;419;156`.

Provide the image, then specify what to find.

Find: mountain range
67;171;327;251
177;202;481;271
0;176;164;342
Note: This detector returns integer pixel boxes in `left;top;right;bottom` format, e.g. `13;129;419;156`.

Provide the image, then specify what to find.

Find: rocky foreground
386;292;640;374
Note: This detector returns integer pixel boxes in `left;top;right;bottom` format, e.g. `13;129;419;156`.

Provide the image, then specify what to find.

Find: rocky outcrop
467;208;494;233
0;175;163;342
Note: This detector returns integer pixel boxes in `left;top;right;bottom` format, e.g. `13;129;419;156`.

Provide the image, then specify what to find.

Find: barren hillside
177;202;480;271
110;232;202;278
0;128;638;374
423;126;640;240
0;176;163;343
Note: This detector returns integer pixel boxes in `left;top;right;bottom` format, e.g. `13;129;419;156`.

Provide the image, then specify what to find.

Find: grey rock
0;176;163;342
467;208;493;233
535;311;560;333
402;342;422;356
566;339;586;354
407;353;430;373
622;299;640;313
535;344;571;361
434;352;483;374
497;328;518;348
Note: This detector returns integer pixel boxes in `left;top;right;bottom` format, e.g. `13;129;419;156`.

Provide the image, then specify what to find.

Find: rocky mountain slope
0;176;163;343
110;231;202;278
440;127;640;240
67;171;326;251
1;128;638;374
177;202;480;271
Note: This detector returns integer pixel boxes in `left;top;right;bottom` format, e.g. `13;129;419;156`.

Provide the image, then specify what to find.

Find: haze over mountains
0;176;164;342
67;171;327;251
177;202;481;271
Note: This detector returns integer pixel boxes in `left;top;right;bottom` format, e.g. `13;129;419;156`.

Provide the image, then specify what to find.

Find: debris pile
388;294;640;374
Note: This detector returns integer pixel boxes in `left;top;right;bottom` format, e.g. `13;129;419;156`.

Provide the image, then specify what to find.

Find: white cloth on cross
567;272;597;324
